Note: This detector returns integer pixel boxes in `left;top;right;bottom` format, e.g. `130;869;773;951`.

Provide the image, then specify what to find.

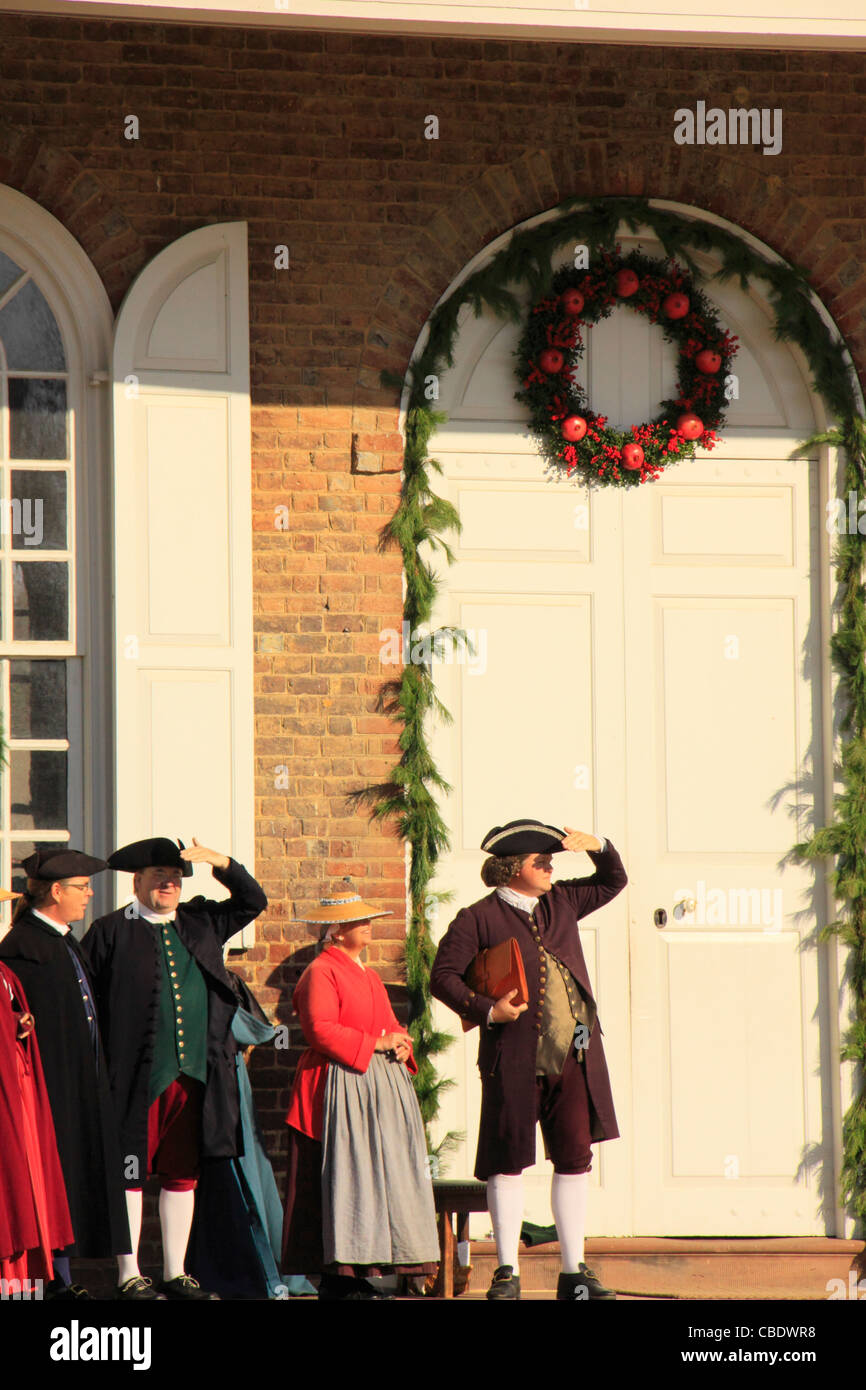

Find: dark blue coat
430;843;627;1180
81;860;266;1189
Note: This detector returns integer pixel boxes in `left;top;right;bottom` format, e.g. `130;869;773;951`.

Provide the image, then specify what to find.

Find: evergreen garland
355;196;866;1222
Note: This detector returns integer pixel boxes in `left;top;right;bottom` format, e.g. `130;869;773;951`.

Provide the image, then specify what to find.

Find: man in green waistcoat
82;836;267;1302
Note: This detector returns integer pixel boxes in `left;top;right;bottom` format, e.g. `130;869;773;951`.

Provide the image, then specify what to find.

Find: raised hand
561;826;602;853
179;838;230;870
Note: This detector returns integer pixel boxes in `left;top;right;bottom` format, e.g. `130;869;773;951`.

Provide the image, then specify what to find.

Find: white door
426;228;832;1235
112;222;256;933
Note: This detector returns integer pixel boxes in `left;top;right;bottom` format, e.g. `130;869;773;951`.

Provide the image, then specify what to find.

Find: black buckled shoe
318;1274;380;1301
556;1263;616;1300
156;1275;220;1301
116;1276;167;1301
486;1265;521;1300
46;1281;91;1300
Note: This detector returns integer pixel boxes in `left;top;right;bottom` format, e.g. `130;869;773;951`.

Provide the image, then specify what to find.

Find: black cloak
0;912;131;1257
80;859;267;1189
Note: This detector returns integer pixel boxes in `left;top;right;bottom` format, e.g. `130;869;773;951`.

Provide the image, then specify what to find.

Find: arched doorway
425;206;842;1237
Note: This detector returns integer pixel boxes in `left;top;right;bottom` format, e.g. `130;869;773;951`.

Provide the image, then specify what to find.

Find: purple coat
430;843;627;1180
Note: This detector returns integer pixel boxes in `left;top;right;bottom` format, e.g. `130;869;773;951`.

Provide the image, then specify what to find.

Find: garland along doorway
357;198;866;1235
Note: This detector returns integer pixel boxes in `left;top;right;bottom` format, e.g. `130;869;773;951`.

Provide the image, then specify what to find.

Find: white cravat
132;899;176;924
496;885;539;915
31;907;70;935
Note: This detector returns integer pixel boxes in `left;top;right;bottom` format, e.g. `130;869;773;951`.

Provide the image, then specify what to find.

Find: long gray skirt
321;1053;440;1268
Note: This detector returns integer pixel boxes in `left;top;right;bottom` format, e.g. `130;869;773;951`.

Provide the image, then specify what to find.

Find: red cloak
0;962;74;1279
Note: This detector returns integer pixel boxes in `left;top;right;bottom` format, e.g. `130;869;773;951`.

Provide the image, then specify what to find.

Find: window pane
11;750;67;830
10;660;67;739
10;471;67;550
9;379;67;460
10;838;69;894
0;250;23;299
0;279;66;370
13;562;69;641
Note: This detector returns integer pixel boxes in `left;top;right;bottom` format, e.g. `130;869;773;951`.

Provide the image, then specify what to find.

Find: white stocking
551;1171;588;1273
117;1190;143;1285
159;1188;195;1282
486;1172;524;1274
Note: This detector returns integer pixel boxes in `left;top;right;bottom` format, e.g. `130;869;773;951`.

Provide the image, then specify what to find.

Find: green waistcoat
148;921;208;1103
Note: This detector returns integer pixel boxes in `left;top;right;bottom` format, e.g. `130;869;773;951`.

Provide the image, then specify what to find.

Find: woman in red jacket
281;890;439;1300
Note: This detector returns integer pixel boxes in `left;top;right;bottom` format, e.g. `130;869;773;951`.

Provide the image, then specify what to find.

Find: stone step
459;1238;864;1300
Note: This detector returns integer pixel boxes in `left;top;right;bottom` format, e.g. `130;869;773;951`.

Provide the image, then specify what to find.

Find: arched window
0;244;79;891
0;189;113;913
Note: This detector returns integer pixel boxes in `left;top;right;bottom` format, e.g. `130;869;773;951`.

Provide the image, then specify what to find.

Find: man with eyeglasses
0;849;131;1299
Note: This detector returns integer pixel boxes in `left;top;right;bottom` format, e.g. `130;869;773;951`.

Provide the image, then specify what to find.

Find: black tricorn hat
480;820;567;857
21;848;108;881
107;837;193;878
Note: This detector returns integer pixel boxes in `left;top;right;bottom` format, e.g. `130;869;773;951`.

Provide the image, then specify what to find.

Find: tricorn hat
296;889;392;926
480;820;566;857
20;849;108;881
107;837;193;878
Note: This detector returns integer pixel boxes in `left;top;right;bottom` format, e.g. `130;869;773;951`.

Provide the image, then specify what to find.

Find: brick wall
1;15;864;1195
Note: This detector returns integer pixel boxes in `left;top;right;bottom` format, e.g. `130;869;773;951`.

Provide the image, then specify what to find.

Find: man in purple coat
430;819;627;1301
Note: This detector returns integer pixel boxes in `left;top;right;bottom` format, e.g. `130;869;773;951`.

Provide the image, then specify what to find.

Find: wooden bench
432;1179;488;1298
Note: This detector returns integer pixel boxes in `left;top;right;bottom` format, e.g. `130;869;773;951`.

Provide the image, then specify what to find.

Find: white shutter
112;222;256;942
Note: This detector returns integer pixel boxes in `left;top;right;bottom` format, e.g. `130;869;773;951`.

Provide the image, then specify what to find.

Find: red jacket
286;945;416;1140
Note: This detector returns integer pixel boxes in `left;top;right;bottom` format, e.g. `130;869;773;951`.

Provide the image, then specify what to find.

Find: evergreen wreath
355;196;866;1230
516;248;739;487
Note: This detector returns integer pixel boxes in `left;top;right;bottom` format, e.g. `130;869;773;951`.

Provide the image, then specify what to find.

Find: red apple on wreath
663;293;690;320
621;443;645;470
539;348;565;374
615;268;640;298
677;413;704;440
695;348;722;374
560;289;585;317
561;415;588;442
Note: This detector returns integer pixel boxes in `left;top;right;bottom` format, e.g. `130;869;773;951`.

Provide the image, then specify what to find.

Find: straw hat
296;888;392;926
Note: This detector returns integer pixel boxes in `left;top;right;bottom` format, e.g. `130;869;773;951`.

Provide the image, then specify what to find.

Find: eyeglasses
62;881;92;892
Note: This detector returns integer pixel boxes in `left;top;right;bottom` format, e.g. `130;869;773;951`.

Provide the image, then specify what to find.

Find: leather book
461;937;529;1033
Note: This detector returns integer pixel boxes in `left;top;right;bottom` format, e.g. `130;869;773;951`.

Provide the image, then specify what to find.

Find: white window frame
0;187;114;926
